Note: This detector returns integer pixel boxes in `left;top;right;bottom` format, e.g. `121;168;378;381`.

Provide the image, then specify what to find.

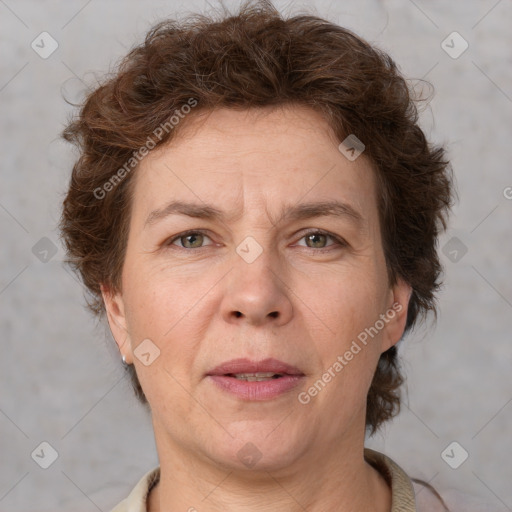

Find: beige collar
364;448;416;511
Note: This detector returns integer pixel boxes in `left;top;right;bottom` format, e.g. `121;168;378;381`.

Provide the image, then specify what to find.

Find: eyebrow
144;199;364;228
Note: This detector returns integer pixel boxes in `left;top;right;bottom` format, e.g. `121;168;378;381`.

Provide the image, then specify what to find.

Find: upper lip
206;358;304;376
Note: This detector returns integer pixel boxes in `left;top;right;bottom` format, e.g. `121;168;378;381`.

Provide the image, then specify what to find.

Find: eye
165;229;347;251
296;230;346;251
166;230;213;249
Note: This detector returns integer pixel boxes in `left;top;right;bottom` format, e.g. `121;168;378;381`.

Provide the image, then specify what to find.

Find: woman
58;1;485;511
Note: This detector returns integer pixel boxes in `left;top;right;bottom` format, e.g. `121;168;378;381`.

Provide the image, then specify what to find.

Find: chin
205;429;306;473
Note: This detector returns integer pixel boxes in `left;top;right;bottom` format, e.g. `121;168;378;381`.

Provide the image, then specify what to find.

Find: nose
220;244;294;327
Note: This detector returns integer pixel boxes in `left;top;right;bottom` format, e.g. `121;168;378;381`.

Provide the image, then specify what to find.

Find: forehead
130;105;378;228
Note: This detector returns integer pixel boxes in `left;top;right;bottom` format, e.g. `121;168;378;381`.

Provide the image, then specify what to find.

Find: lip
206;358;304;376
206;358;305;401
208;375;304;400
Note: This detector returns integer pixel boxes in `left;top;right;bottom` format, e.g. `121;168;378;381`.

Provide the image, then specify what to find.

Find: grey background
1;0;511;510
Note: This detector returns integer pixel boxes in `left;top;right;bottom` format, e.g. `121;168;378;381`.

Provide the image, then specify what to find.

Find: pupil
308;233;325;248
185;234;201;248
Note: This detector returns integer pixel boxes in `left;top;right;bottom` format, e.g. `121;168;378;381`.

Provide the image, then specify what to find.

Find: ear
100;283;134;364
381;277;412;352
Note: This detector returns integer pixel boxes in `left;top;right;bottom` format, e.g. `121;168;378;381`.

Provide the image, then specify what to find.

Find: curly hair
58;0;453;436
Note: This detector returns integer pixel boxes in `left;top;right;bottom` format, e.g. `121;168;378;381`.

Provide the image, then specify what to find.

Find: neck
147;425;391;512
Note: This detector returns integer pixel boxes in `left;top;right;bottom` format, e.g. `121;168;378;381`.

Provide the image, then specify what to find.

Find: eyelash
165;229;347;252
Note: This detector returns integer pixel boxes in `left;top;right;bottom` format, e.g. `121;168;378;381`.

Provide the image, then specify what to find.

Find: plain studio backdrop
0;1;511;510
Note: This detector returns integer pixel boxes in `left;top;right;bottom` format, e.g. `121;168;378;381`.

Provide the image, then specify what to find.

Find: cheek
122;260;190;334
126;280;200;420
122;264;207;367
319;268;386;333
304;266;389;400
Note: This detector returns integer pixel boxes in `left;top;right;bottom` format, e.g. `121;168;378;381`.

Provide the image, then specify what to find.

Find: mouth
223;372;286;381
206;357;304;378
206;358;305;400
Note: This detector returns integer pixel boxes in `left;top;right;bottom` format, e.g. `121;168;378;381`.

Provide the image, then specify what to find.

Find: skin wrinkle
101;105;411;512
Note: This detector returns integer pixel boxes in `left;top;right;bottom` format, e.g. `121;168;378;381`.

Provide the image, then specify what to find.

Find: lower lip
207;375;304;400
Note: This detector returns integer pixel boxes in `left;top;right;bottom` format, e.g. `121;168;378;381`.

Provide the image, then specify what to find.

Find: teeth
231;372;282;381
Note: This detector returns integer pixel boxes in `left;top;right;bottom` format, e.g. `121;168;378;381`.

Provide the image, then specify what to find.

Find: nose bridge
228;193;280;268
233;229;279;290
221;229;293;325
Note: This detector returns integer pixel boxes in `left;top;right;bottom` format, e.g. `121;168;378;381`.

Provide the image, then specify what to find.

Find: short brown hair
58;0;453;435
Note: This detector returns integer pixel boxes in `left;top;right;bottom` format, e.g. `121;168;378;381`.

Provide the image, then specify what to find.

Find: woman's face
102;105;410;471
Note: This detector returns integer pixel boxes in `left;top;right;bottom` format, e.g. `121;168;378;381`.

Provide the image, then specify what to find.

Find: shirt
109;448;505;512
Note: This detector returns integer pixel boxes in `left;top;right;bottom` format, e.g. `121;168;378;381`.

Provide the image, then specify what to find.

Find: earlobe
382;279;412;352
100;283;133;364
